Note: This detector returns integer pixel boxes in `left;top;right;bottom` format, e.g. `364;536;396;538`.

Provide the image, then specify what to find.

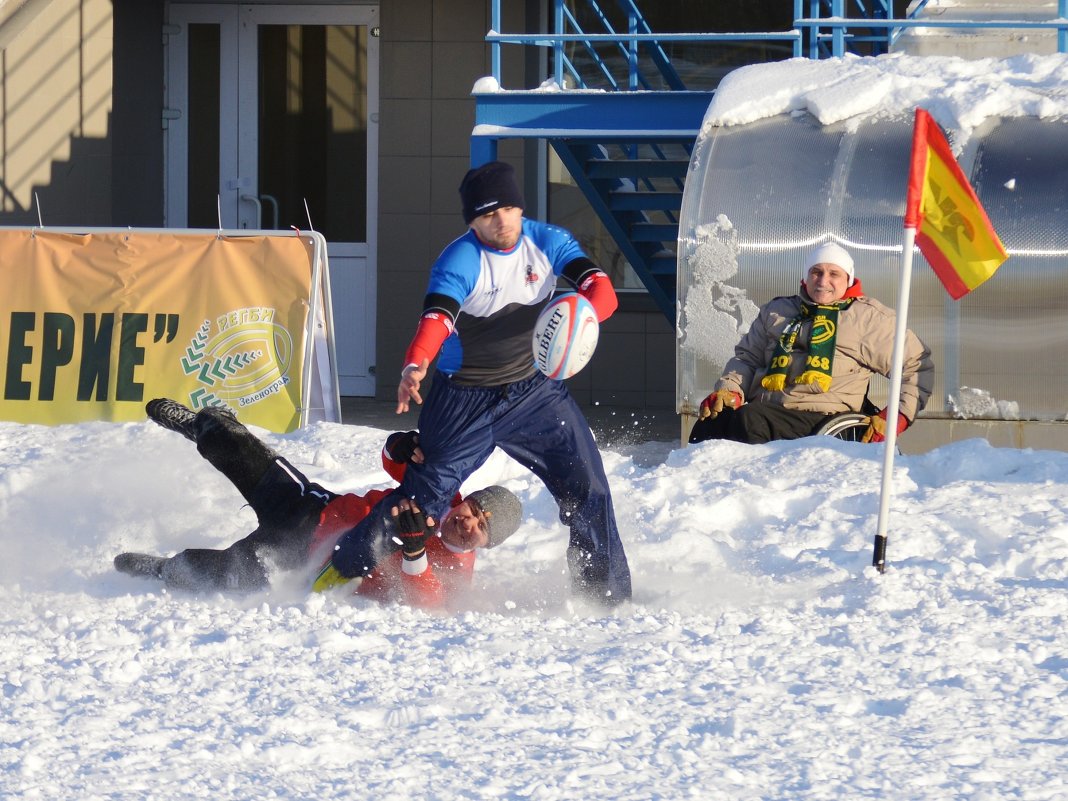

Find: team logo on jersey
525;264;539;285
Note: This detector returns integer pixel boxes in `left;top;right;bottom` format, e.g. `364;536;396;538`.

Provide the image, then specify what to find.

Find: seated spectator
689;242;933;445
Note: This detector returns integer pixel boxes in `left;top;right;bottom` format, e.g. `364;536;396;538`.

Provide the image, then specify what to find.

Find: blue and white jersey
426;218;587;386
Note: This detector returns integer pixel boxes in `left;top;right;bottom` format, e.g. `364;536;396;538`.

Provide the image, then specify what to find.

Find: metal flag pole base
872;533;888;573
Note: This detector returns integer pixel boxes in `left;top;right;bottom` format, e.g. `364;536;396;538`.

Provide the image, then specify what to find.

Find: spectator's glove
391;503;436;562
699;389;742;420
862;408;910;444
385;430;420;464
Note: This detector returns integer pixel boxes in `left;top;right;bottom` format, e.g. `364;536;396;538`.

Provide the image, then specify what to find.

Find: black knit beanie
465;485;522;548
459;161;525;224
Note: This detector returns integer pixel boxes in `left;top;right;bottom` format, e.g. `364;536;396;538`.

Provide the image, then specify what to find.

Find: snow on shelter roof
702;52;1068;146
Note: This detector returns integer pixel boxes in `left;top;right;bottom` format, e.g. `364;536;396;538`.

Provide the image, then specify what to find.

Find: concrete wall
0;0;115;226
0;0;162;227
902;418;1068;455
376;0;521;400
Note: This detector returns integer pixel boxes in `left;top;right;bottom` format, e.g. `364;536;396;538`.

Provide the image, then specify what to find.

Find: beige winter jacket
714;290;934;421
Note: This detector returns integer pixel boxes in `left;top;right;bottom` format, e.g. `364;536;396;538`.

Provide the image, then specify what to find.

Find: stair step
648;253;678;275
587;159;689;180
630;222;679;242
608;191;682;212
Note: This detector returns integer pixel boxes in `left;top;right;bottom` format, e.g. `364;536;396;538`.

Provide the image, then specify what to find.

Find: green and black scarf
761;299;854;393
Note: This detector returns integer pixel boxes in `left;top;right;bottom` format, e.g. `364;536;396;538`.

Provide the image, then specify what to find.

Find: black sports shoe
145;398;197;441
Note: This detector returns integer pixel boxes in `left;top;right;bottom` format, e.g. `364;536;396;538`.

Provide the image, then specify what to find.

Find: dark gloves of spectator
699;389;742;420
391;501;437;562
862;408;910;443
385;430;422;464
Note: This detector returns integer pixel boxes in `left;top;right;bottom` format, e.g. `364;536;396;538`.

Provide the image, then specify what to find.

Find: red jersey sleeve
399;563;446;608
403;313;453;369
425;537;476;584
308;489;392;561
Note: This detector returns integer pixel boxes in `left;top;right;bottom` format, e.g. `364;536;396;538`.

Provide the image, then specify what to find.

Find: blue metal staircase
552;140;689;317
471;87;713;319
477;0;1068;322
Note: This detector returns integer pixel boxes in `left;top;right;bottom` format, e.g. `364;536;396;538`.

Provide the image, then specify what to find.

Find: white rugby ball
532;293;599;380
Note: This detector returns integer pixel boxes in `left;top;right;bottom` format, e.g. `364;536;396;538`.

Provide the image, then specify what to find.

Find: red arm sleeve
576;270;618;322
403;312;453;368
354;538;477;609
562;257;617;322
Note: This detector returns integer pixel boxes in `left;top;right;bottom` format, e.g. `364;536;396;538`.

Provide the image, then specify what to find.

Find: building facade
0;0;679;410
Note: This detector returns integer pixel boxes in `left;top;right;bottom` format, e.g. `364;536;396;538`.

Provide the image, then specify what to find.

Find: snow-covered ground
2;417;1066;800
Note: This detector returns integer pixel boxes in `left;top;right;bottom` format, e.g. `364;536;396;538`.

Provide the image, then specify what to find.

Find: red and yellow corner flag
904;108;1008;299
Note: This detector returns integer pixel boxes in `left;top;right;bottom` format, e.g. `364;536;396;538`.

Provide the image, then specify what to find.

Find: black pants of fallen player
159;410;336;592
688;402;830;445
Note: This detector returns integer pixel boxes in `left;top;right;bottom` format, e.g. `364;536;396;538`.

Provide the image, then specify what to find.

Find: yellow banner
0;230;319;432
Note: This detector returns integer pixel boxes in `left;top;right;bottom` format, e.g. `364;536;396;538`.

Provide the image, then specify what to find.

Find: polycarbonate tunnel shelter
675;112;1068;431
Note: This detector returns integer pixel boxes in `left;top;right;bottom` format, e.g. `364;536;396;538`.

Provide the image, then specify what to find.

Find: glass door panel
187;24;221;228
256;24;367;239
166;4;379;396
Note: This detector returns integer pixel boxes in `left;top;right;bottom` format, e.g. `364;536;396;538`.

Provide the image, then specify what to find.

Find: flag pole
877;107;1008;571
873;226;917;573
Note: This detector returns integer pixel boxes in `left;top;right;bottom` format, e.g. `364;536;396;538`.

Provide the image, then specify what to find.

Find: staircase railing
488;0;801;90
489;0;1068;90
796;0;1068;58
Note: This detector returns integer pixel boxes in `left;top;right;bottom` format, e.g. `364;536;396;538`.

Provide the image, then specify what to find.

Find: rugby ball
532;293;599;380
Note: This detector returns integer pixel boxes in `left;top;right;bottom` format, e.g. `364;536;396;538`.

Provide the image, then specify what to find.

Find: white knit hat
805;242;855;286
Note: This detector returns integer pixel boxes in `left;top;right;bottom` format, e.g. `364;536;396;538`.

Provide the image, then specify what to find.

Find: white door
164;4;379;396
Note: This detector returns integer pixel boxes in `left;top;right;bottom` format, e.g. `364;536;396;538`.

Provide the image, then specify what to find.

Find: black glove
392;503;435;561
385;430;420;464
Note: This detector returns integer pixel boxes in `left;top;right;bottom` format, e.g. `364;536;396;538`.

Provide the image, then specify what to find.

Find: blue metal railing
797;0;1068;58
487;0;1068;90
486;31;804;90
488;0;801;90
